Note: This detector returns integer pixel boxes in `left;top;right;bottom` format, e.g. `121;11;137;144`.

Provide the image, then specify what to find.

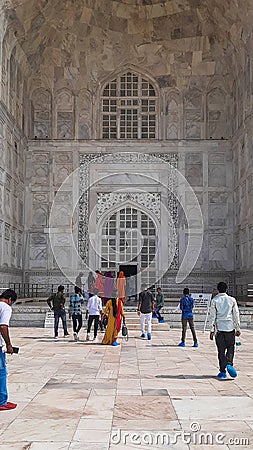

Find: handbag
102;314;108;327
122;319;128;341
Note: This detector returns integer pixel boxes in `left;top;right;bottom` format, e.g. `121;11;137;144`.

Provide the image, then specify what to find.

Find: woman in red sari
102;297;125;346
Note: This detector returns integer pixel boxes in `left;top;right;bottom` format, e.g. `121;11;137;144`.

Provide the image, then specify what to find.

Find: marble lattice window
101;72;157;139
100;206;157;286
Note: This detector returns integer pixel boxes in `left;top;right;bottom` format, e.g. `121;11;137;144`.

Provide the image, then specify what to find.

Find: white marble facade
21;140;234;290
0;1;252;296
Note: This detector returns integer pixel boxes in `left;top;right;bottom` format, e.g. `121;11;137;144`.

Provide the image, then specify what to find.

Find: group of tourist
75;270;136;304
0;280;241;411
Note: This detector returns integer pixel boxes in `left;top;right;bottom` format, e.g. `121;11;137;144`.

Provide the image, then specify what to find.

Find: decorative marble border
96;192;161;221
79;152;178;268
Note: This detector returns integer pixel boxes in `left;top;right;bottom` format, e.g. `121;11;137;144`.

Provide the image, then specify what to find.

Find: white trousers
140;312;152;334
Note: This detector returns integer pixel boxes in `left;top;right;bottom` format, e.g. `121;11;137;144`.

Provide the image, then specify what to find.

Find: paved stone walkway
1;327;253;449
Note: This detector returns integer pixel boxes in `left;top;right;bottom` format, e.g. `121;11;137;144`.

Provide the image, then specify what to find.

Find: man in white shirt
210;282;241;379
86;288;103;342
0;289;17;410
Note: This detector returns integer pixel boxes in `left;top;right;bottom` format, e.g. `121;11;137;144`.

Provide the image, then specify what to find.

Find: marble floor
1;326;253;450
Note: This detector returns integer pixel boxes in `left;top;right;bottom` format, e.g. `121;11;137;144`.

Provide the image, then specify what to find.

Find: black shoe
64;333;70;337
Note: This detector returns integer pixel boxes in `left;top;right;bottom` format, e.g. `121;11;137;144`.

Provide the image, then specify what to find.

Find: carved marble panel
54;153;73;163
3;239;10;266
32;88;51;110
18;201;23;225
33;206;47;226
56;89;73;111
33;193;49;203
184;88;202;139
53;247;71;269
54;191;72;204
54;234;71;245
32;165;49;185
207;88;226;139
53;165;73;186
30;247;47;268
4;189;11;218
209;153;226;164
209;204;227;227
12;228;16;243
4;223;11;240
78;89;91;139
208;165;226;187
53;205;71;226
16;244;22;268
57;112;74;139
32;153;49;164
166;96;180;139
32;89;52;139
209;233;227;269
209;192;228;203
185;153;203;186
30;233;47;245
34;114;50;139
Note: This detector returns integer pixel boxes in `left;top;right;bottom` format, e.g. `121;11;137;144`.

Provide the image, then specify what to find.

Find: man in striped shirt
69;286;85;341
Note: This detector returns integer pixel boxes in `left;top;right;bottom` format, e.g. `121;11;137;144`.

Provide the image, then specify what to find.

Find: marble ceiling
1;0;253;86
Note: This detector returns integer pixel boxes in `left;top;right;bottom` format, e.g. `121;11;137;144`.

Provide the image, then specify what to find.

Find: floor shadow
156;374;221;380
151;344;181;347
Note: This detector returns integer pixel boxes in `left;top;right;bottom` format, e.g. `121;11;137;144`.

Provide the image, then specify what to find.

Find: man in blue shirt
178;287;198;348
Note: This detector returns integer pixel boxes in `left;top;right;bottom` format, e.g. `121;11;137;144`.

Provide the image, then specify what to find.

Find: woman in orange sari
102;298;125;346
116;271;126;301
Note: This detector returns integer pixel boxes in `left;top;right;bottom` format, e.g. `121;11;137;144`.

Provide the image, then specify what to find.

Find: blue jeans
54;309;68;336
0;348;8;406
155;306;163;321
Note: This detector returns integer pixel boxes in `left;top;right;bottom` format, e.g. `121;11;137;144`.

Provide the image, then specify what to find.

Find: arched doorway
98;205;158;291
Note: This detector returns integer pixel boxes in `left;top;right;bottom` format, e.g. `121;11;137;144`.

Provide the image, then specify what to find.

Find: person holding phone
0;289;18;410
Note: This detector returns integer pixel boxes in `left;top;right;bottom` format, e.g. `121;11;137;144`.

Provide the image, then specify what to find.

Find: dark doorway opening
119;264;137;277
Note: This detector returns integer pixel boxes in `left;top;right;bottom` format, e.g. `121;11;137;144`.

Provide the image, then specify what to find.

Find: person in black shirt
137;284;155;340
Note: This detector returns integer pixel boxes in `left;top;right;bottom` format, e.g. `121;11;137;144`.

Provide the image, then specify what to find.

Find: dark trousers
72;314;82;334
54;309;68;336
87;315;100;338
181;317;197;343
215;330;235;373
155;306;163;320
